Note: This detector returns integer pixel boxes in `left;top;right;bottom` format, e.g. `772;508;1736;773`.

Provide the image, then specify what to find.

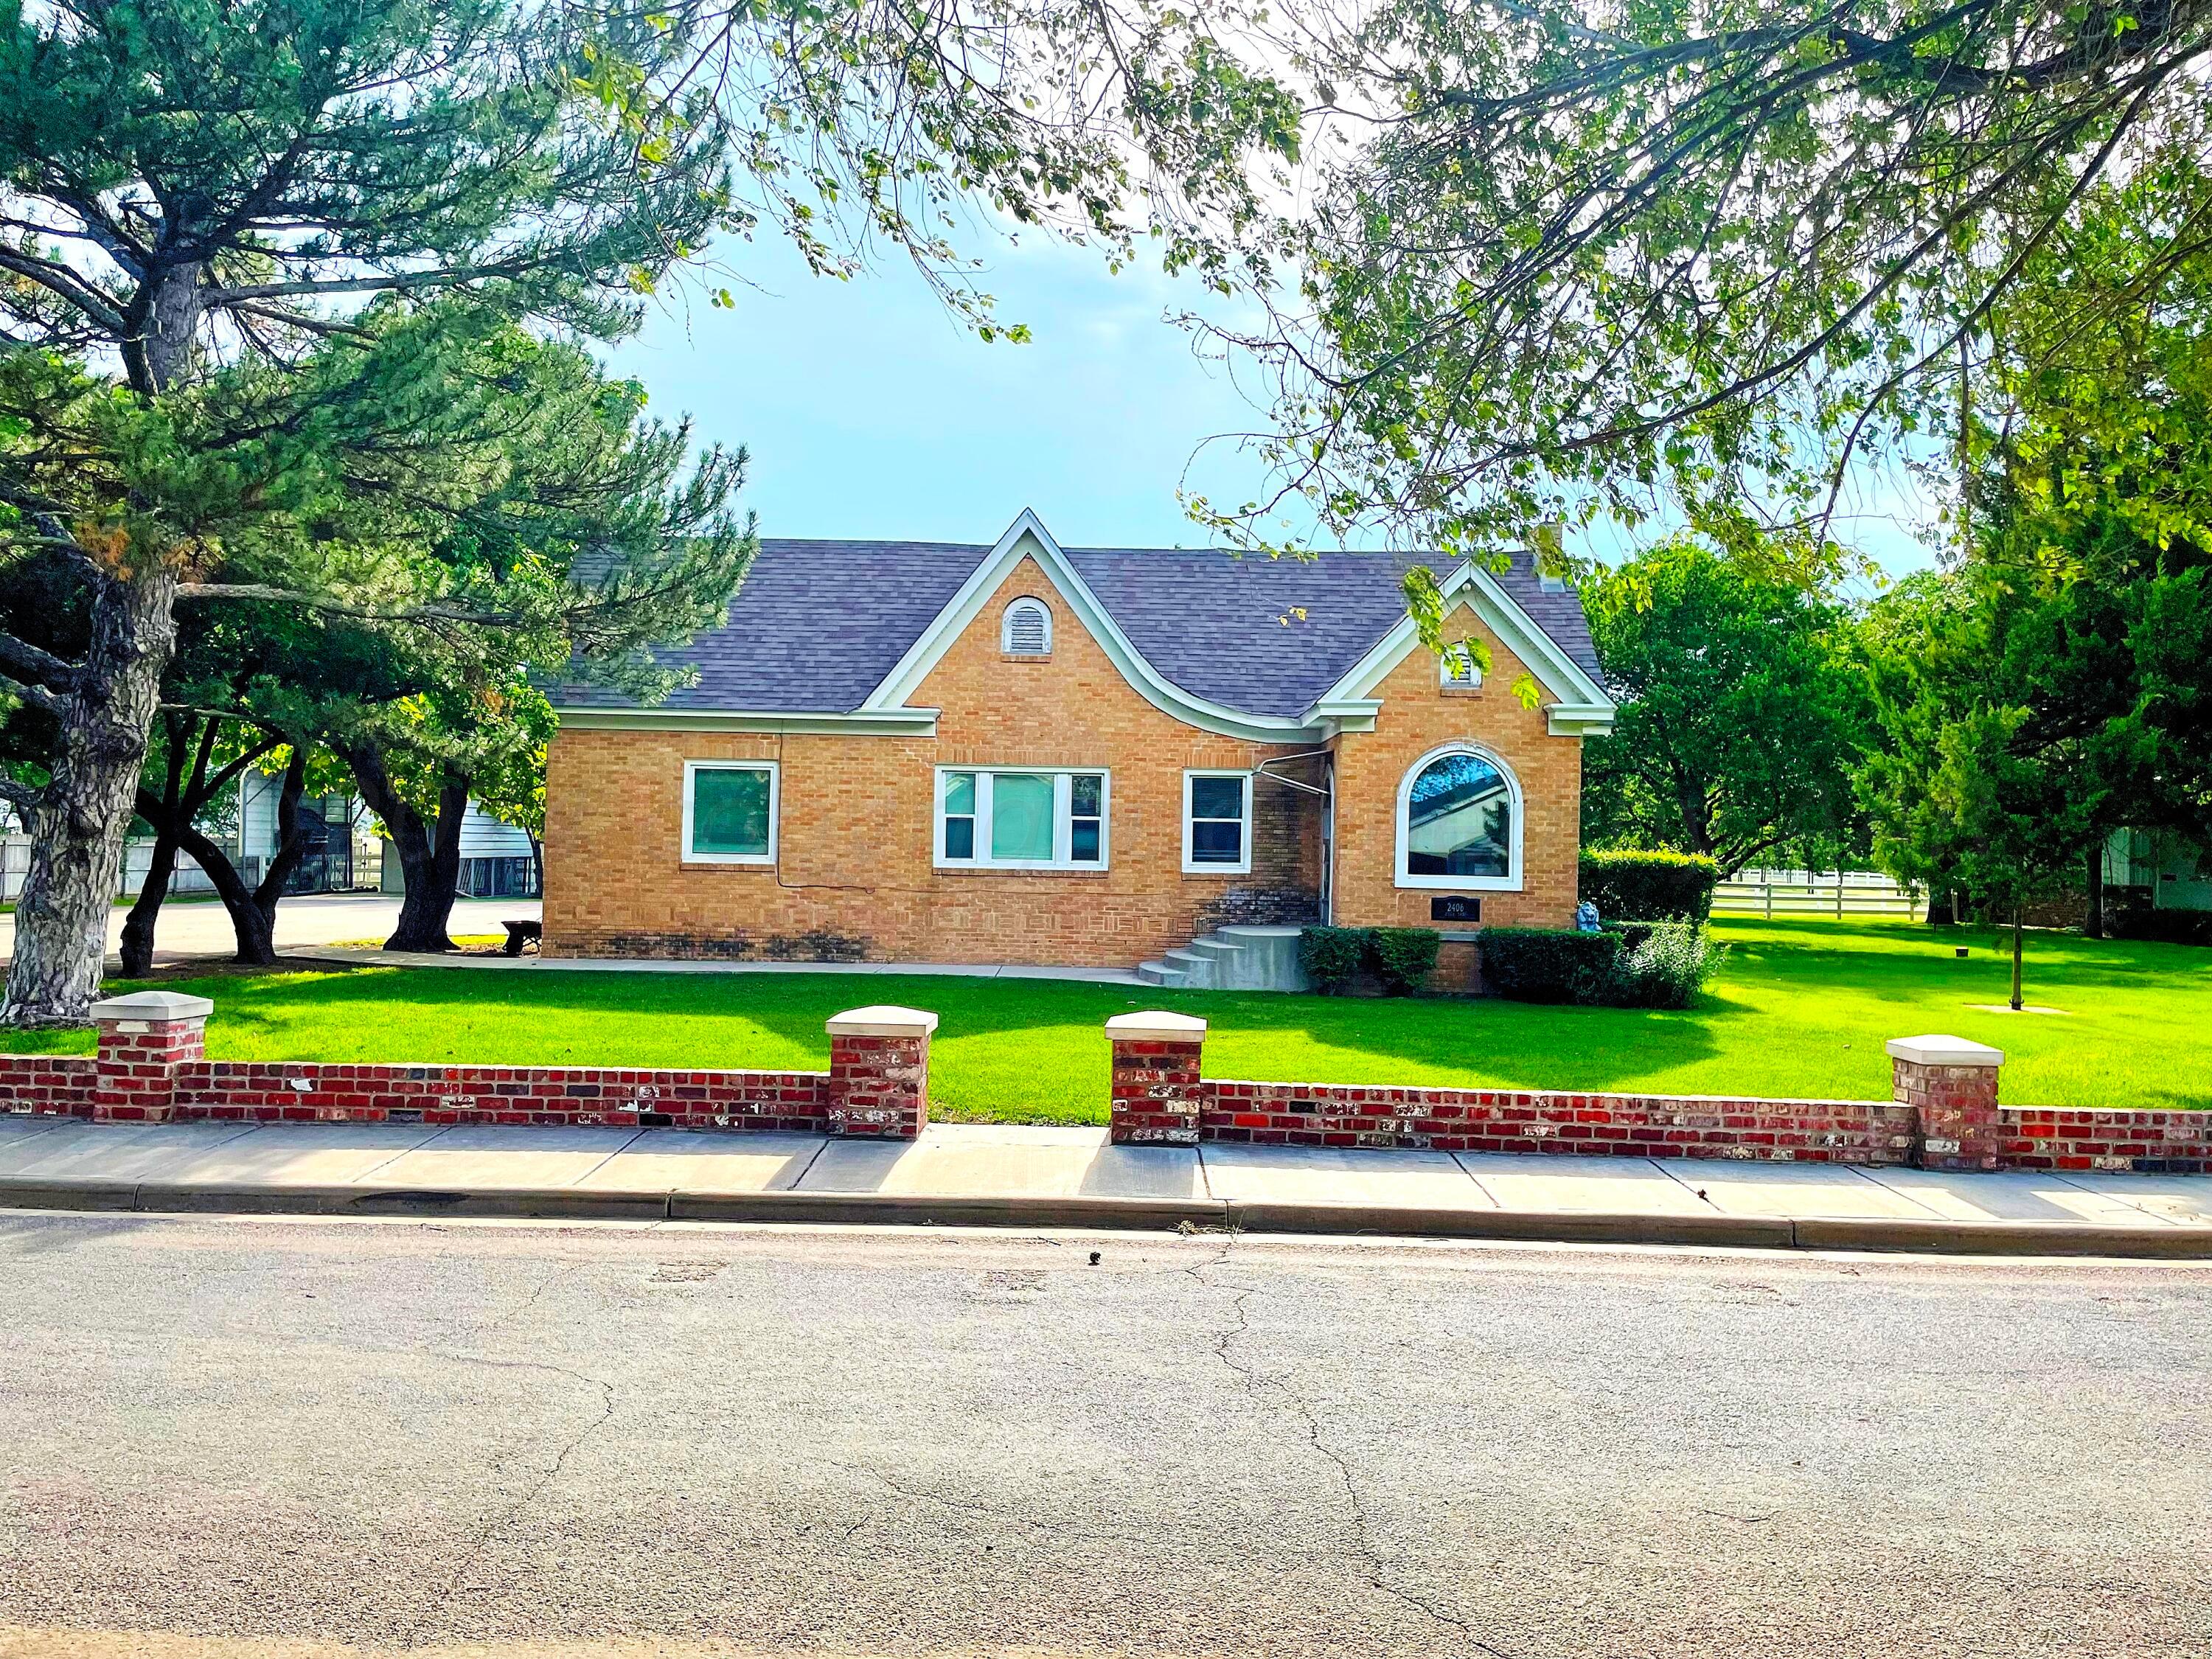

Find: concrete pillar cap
1105;1011;1208;1043
825;1005;939;1038
1885;1034;2003;1068
88;990;214;1023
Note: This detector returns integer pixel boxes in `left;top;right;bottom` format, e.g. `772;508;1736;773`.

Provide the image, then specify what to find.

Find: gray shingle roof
557;535;1603;720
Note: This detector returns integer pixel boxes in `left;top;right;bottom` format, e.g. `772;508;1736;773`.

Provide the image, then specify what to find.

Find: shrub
1579;849;1722;922
1606;921;1723;1009
1298;926;1370;994
2105;900;2212;947
1477;927;1621;1004
1370;927;1442;995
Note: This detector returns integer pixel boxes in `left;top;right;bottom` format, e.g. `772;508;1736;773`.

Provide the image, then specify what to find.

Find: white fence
1714;868;1921;919
2;835;222;904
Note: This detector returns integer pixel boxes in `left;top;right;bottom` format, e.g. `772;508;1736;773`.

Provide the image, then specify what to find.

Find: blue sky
607;231;1938;587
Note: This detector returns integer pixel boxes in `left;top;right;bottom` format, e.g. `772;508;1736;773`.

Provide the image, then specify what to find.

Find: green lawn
4;917;2207;1121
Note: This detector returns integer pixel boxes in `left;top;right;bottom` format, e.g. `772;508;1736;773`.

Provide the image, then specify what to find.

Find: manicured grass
4;917;2207;1121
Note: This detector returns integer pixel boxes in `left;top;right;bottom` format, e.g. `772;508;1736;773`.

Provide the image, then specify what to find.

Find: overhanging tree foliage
1201;0;2212;557
0;0;735;1023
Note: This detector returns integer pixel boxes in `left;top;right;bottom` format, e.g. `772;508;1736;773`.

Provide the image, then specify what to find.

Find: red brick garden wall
170;1062;831;1131
1200;1082;1919;1163
0;1054;97;1118
2000;1107;2210;1175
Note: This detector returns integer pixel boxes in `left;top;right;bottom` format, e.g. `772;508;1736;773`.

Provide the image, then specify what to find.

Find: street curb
3;1175;2211;1256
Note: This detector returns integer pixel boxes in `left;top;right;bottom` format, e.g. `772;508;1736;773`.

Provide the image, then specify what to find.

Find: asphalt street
0;1214;2207;1658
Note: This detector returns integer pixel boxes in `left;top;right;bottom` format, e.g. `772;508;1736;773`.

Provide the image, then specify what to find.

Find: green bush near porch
4;917;2207;1121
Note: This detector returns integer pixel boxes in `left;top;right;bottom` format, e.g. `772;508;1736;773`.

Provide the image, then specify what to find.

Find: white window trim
1001;596;1053;656
1394;741;1523;892
1182;769;1253;875
934;765;1110;872
682;759;779;866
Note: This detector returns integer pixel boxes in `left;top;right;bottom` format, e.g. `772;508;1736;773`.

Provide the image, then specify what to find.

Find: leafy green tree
1198;0;2212;557
1860;571;2115;1006
1582;541;1871;873
0;0;734;1023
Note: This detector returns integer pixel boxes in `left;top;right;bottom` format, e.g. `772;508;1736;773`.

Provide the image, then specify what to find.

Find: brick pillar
1888;1034;2005;1172
91;990;212;1123
824;1006;936;1138
1105;1012;1208;1145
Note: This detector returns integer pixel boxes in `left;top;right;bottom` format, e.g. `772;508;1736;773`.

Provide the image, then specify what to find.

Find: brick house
544;511;1614;989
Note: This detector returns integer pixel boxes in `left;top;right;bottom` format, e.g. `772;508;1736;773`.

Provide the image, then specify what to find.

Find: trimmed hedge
1297;926;1370;994
1297;925;1445;995
1475;927;1621;1004
1371;928;1443;995
1579;849;1722;922
1480;921;1720;1008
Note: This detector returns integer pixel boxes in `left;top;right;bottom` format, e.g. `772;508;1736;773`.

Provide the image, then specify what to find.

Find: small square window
684;762;777;863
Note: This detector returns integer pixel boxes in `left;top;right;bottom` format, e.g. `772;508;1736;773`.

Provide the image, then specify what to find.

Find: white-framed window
1394;742;1523;891
1539;571;1568;594
936;767;1107;870
1183;770;1253;874
682;759;778;865
1001;597;1052;656
1439;643;1484;691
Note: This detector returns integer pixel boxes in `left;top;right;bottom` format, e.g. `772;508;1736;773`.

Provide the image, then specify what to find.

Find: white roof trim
859;509;1324;744
1315;559;1615;719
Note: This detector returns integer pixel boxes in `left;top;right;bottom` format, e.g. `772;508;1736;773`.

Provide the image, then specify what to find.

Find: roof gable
553;512;1612;736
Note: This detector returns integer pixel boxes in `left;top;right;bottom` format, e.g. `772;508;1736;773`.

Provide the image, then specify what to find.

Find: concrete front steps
1137;925;1309;992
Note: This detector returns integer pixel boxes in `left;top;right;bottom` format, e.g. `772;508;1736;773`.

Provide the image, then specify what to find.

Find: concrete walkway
288;943;1149;984
4;1113;2210;1256
0;894;543;969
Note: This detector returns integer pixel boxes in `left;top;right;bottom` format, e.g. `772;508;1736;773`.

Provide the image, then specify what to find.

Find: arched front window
1001;597;1052;656
1396;744;1523;891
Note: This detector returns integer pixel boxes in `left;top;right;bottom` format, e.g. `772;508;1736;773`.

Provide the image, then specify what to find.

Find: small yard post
91;990;212;1123
824;1006;937;1138
1888;1035;2005;1172
1105;1012;1208;1145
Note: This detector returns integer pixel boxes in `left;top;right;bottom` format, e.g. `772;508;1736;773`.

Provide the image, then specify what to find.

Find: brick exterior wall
0;1054;97;1118
543;551;1582;969
1197;1082;1917;1161
1891;1054;2002;1172
1326;613;1582;994
94;1015;209;1122
1110;1039;1207;1145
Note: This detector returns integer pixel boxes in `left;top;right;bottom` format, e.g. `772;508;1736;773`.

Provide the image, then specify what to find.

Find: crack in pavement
1190;1244;1517;1659
402;1350;622;1649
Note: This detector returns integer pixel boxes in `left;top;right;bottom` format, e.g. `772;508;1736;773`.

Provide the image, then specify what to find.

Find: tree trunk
1924;874;1959;925
343;740;469;952
1;568;179;1026
527;832;543;899
243;747;314;960
117;712;196;979
2011;908;2025;1012
2083;841;2105;939
117;829;179;978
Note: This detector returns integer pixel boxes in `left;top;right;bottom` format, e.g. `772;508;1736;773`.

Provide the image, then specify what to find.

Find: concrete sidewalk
288;943;1149;984
5;1113;2211;1256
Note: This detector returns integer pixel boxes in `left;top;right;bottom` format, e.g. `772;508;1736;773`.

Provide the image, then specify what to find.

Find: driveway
0;891;541;967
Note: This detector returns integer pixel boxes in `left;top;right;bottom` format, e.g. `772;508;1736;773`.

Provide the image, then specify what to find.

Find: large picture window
683;760;778;865
936;768;1108;870
1395;744;1521;891
1183;771;1253;874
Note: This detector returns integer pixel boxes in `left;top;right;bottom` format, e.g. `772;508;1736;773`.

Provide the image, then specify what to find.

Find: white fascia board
858;508;1326;744
1546;704;1616;737
1320;560;1615;718
554;706;941;737
1304;698;1382;737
